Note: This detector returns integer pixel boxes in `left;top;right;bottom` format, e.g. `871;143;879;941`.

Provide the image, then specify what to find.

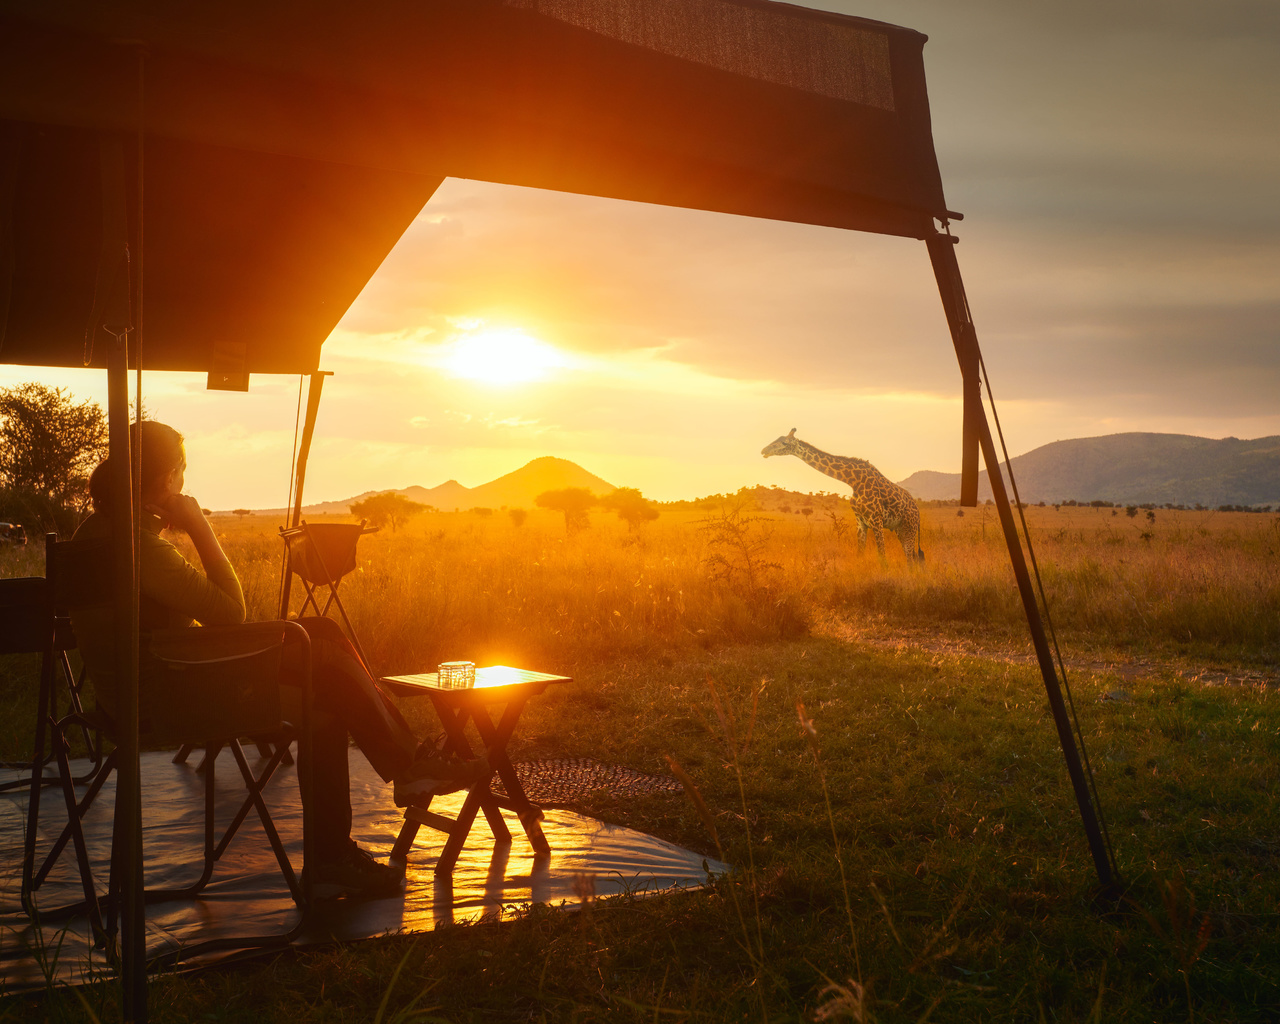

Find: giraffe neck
790;439;874;488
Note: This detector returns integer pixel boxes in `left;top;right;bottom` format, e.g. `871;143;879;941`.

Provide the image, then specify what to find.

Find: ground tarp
0;750;724;993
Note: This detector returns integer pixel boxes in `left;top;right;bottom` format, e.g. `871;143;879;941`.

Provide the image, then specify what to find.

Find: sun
443;327;566;386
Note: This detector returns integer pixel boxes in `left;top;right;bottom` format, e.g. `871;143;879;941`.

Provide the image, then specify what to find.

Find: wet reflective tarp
0;750;725;992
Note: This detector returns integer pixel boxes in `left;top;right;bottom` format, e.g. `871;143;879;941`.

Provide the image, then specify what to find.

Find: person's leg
300;709;353;863
279;622;357;864
294;616;418;782
281;617;405;895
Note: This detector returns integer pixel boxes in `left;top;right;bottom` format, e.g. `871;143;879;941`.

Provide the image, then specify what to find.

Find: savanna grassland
3;500;1280;1022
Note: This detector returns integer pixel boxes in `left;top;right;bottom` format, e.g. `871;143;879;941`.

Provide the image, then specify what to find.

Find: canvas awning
0;0;949;375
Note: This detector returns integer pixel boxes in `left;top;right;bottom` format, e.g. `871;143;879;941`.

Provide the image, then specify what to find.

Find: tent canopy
0;0;949;375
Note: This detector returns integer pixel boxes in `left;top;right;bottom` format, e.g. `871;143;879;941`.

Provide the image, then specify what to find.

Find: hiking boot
306;842;402;900
393;737;491;807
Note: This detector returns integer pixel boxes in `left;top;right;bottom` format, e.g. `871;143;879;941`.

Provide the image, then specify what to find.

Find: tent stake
926;234;1116;892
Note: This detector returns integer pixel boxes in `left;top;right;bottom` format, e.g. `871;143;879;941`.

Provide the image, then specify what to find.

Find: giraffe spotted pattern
762;429;924;562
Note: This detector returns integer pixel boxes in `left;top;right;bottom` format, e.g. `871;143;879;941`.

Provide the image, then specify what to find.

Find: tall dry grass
228;503;811;675
236;502;1280;669
4;502;1277;680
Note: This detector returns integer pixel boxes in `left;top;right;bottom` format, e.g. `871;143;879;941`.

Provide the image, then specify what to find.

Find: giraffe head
761;429;800;458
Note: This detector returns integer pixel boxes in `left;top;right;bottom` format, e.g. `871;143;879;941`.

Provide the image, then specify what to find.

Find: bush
350;492;430;531
0;382;107;535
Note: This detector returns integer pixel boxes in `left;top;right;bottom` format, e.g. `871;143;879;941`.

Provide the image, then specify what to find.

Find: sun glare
444;327;565;386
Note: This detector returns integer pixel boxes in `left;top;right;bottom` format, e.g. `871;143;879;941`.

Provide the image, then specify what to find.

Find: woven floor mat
493;758;683;807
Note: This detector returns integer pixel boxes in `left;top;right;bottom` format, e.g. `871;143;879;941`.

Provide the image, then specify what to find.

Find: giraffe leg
908;506;925;562
855;523;868;556
872;527;887;563
896;527;916;560
897;529;915;561
890;504;924;563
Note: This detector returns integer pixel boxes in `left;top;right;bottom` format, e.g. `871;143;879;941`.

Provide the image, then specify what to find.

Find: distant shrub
536;487;595;533
600;487;660;532
350;492;429;532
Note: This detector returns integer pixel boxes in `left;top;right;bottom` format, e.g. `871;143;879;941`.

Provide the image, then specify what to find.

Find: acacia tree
349;492;430;532
535;487;595;533
0;383;108;534
600;486;659;531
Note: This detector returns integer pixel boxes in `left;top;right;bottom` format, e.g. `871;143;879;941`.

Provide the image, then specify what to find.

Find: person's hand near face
144;462;230;570
162;493;209;536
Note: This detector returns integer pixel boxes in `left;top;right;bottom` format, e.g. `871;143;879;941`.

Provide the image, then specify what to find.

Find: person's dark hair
89;420;185;514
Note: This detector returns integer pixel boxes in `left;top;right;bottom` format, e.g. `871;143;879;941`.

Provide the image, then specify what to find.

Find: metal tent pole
90;125;147;1019
279;371;331;619
925;231;1115;891
106;333;147;1019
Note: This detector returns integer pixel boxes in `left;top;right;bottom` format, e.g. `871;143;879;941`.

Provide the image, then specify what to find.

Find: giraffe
761;429;924;562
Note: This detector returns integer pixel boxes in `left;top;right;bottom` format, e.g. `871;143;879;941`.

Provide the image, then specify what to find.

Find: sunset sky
4;0;1277;509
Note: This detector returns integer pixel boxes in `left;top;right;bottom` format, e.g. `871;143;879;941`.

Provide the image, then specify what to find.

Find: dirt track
820;620;1279;690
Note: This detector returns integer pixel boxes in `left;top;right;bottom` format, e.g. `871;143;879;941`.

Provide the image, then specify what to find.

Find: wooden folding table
380;666;571;874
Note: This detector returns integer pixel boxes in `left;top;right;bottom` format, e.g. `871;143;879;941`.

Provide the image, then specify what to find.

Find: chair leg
200;740;219;893
61;656;98;764
130;734;298;908
140;742;221;904
199;740;219;892
48;718;107;941
20;653;55;913
32;745;116;892
297;582;323;619
326;587;376;676
227;739;303;903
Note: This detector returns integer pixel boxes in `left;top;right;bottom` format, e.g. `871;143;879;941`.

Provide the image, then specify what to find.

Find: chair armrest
148;621;300;665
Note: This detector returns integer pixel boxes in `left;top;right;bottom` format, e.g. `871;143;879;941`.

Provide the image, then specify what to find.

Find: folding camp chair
280;520;378;671
2;568;106;923
0;558;102;793
27;534;313;962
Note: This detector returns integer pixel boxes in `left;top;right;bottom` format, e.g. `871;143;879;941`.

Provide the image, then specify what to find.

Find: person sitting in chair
74;419;483;898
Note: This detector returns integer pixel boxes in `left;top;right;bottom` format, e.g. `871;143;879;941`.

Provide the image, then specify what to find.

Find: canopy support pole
279;370;330;619
89;125;147;1019
106;332;147;1019
925;233;1115;892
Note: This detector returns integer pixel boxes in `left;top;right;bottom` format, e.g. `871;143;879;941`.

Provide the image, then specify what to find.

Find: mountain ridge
252;456;616;516
223;432;1280;516
896;432;1280;507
